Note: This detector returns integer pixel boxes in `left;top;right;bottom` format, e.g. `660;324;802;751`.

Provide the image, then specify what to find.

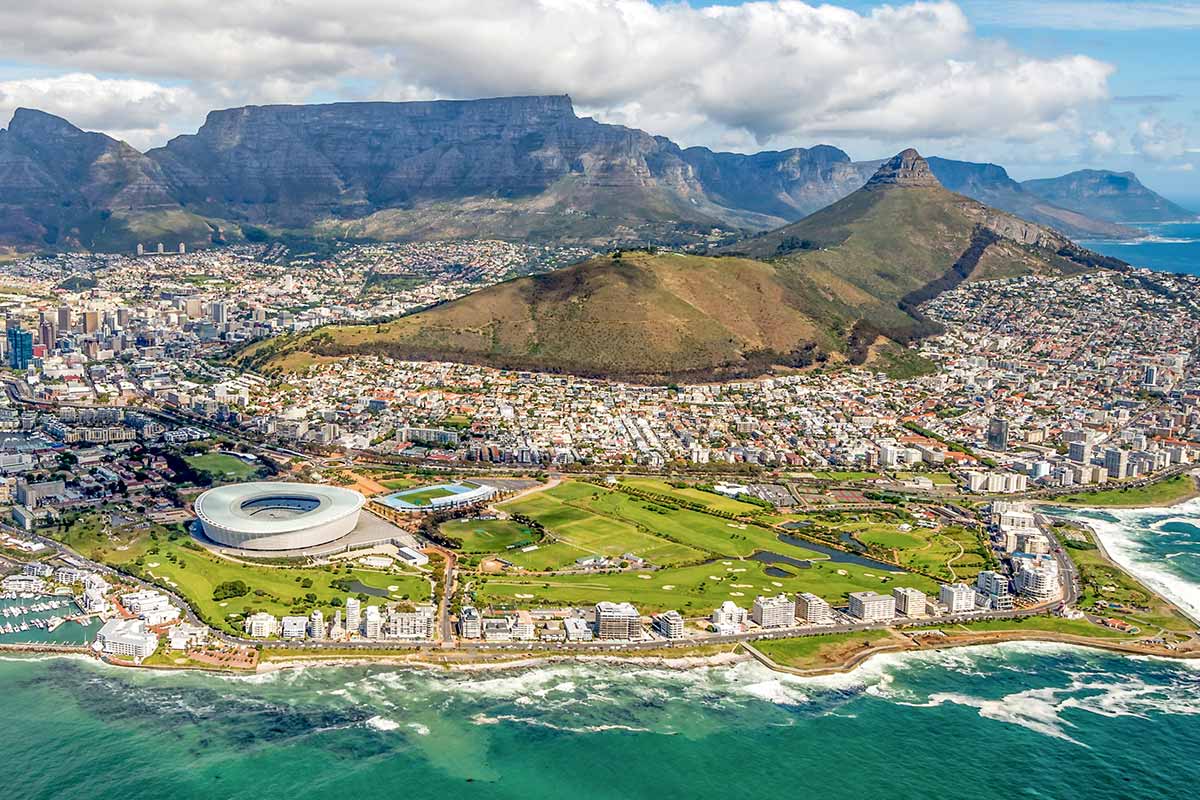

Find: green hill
243;149;1122;383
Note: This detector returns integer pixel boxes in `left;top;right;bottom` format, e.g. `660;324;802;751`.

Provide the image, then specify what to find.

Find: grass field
498;483;708;566
944;616;1136;639
396;486;459;506
473;557;937;614
1053;474;1197;508
440;519;537;553
185;453;261;480
618;478;765;515
53;515;429;635
753;631;897;669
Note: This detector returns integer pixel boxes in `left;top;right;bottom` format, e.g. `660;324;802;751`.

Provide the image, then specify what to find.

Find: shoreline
3;629;1196;681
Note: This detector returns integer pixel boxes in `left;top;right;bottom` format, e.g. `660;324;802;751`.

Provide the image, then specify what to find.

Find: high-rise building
363;605;384;638
751;594;796;628
652;610;685;639
38;320;55;349
594;601;641;640
82;310;100;333
6;327;32;370
1068;441;1091;464
459;606;482;639
345;597;362;634
987;417;1010;451
975;571;1014;611
56;306;71;332
710;601;748;632
893;587;928;618
848;591;895;622
795;592;833;624
1104;448;1129;479
939;583;977;614
307;609;325;638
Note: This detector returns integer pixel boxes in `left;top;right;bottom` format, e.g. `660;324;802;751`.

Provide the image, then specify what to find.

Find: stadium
375;480;497;512
194;482;366;551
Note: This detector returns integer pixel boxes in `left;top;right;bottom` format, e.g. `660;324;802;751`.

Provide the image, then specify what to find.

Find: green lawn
52;515;429;635
396;485;459;506
499;483;708;566
473;557;936;614
754;631;896;669
185;452;261;480
945;616;1136;639
1053;474;1196;508
498;541;593;571
381;478;417;490
440;519;537;553
619;478;765;514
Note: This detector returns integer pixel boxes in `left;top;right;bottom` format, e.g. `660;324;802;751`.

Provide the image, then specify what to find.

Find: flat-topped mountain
0;96;1175;252
1022;169;1196;223
244;150;1122;383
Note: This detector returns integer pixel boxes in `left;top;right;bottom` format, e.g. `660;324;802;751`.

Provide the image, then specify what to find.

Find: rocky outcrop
864;148;941;189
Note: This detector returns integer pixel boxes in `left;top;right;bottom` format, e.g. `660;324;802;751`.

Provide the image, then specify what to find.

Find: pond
775;533;908;572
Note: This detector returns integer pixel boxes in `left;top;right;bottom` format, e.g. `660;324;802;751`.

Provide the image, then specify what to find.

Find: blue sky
0;0;1195;202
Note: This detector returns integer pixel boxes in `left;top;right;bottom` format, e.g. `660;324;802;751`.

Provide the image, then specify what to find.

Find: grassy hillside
242;151;1120;383
243;251;838;382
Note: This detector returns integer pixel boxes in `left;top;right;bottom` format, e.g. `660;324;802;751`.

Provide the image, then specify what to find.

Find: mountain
145;96;860;246
0;109;216;251
926;158;1138;240
242;149;1121;383
1022;170;1196;223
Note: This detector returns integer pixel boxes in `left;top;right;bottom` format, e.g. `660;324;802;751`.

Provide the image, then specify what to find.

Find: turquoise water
6;503;1200;798
1056;499;1200;622
1084;220;1200;274
3;642;1200;799
0;595;98;645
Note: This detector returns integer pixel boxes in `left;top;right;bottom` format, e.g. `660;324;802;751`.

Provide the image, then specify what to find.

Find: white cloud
0;73;202;148
0;0;1114;152
1133;116;1190;161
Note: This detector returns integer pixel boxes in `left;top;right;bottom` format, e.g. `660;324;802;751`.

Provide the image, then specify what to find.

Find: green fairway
185;452;261;480
439;519;537;553
499;483;708;566
946;616;1136;639
473;557;936;614
1053;474;1196;508
619;478;764;514
54;515;430;635
498;541;593;571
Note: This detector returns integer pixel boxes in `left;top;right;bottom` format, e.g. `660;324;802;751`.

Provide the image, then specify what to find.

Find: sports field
397;486;458;505
474;557;937;613
439;519;537;553
185;452;261;480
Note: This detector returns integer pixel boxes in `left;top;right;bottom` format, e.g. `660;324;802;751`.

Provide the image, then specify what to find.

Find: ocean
1083;220;1200;275
5;500;1200;799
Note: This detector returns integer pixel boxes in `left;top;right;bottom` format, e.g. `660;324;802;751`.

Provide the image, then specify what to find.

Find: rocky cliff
1022;170;1196;223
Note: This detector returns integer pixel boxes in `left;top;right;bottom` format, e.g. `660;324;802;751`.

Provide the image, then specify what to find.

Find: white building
893;587;928;618
1013;554;1060;599
848;591;895;623
363;605;385;639
595;601;641;640
564;617;594;642
710;601;748;633
653;610;686;639
388;605;436;640
96;618;158;660
939;583;977;614
751;594;796;628
345;597;362;633
307;609;325;639
244;612;279;638
975;570;1014;611
459;606;482;639
167;622;208;650
795;592;833;624
511;610;535;641
280;616;308;639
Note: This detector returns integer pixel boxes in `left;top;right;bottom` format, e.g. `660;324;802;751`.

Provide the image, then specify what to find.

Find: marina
0;594;99;645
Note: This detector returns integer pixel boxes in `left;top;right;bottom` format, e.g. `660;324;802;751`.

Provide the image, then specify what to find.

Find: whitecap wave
365;715;400;731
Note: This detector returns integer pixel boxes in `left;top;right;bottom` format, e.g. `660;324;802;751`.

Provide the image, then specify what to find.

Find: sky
0;0;1196;201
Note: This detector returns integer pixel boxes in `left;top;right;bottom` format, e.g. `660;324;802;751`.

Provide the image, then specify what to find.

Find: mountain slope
926;157;1137;239
1022;170;1195;223
0;109;216;251
244;150;1121;383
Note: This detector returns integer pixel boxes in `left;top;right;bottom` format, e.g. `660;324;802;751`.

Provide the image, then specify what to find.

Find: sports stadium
194;482;366;551
375;480;497;512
